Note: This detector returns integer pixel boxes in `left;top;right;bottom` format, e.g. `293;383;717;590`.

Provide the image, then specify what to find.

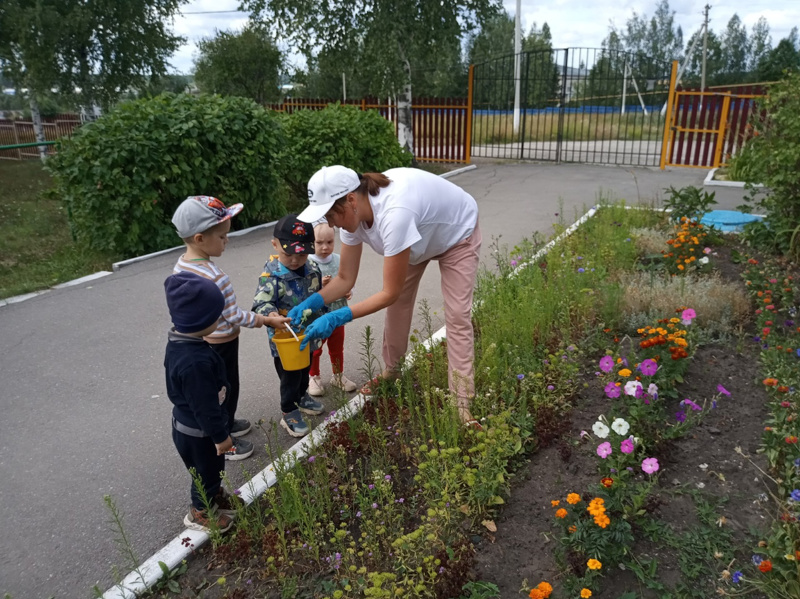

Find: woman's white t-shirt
339;168;478;265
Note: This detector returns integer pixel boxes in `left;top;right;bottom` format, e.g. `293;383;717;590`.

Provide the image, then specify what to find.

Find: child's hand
215;436;233;455
345;290;353;300
322;275;332;287
262;313;290;328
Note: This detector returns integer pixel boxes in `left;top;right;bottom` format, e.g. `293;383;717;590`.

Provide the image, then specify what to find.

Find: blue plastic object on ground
700;210;764;232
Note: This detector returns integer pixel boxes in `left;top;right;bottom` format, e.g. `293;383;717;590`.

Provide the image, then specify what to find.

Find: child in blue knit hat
164;271;286;531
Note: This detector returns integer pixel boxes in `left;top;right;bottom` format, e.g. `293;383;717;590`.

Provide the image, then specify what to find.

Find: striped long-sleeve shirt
174;256;258;343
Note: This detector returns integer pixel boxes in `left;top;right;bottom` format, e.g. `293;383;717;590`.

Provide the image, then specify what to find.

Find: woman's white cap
298;165;360;223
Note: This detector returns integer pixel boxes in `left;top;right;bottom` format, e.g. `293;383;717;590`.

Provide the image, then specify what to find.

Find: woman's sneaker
183;506;234;533
224;437;254;461
308;375;325;396
297;393;325;415
280;409;310;437
330;373;357;393
230;418;251;437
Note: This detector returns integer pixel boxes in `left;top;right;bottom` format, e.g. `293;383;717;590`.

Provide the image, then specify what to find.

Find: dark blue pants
274;357;310;414
172;428;224;510
211;338;239;432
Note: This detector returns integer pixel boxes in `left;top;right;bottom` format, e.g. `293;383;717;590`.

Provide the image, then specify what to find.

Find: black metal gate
469;48;672;166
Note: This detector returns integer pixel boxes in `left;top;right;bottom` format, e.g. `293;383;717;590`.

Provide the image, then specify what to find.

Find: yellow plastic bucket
273;330;310;371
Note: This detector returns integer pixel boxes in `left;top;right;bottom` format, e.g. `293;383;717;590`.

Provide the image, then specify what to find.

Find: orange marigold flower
786;436;799;444
763;378;778;387
581;590;592;598
529;590;544;599
759;560;772;573
601;477;613;488
587;558;602;570
551;500;560;507
594;514;610;528
618;368;632;377
567;493;581;505
537;582;553;598
568;524;577;534
555;508;568;519
778;386;789;393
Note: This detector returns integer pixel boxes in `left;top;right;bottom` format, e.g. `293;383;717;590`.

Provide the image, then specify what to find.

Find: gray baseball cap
172;196;243;238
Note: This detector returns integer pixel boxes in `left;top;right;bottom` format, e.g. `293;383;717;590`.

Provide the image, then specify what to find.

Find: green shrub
48;93;284;257
278;103;412;204
737;73;800;258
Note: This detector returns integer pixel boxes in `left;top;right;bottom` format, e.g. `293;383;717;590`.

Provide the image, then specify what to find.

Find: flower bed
107;203;799;599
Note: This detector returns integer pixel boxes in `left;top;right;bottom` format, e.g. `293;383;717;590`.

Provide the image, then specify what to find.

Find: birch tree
241;0;499;157
0;0;185;161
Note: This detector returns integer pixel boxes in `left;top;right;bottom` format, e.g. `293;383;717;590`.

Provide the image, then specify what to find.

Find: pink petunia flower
599;355;614;373
717;384;730;396
681;399;702;411
620;438;634;454
642;457;660;474
597;442;613;458
605;381;621;398
681;308;696;325
624;380;643;397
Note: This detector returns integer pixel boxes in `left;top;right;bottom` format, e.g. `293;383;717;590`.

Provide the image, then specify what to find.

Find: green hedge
278;103;413;204
48;93;285;257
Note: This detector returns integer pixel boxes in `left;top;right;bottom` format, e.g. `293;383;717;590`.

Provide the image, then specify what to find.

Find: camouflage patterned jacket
252;255;325;357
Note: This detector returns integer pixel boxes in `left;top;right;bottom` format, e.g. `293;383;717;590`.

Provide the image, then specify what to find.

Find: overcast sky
169;0;799;74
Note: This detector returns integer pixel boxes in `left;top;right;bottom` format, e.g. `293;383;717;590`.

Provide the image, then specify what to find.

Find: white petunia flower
624;380;643;396
648;383;658;397
698;256;709;265
611;418;630;435
592;421;610;438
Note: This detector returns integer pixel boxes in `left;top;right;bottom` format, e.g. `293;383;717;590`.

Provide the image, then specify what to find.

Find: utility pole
513;0;522;134
342;72;347;102
701;4;710;91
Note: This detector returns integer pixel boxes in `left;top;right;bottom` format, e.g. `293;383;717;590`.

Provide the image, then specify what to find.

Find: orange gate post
659;60;679;170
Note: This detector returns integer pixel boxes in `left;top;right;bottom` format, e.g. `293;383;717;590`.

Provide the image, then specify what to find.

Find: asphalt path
0;163;746;598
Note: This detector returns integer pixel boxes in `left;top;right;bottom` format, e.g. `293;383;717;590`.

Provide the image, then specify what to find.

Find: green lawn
0;160;112;299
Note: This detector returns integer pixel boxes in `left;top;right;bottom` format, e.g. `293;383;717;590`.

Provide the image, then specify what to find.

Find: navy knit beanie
164;272;225;334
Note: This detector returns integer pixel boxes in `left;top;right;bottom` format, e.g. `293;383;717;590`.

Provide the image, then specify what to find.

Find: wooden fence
0;114;82;160
266;96;470;163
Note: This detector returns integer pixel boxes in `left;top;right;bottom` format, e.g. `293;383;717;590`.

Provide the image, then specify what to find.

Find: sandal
360;370;400;396
463;418;483;431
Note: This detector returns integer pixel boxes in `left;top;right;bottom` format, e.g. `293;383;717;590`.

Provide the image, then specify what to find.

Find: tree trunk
29;95;48;162
396;57;414;159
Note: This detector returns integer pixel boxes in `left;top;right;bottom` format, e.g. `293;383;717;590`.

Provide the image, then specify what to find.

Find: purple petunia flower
620;438;634;454
681;399;702;411
599;355;614;373
675;411;686;423
605;381;621;398
639;359;658;376
717;384;730;396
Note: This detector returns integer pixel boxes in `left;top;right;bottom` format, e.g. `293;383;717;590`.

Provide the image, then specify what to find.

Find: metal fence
469;48;673;166
266;96;469;163
0;114;81;160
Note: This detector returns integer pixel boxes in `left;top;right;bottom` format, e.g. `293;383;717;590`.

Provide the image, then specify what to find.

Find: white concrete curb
703;168;763;189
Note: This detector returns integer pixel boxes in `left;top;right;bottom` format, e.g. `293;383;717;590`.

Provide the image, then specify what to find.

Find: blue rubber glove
287;292;326;326
299;307;353;349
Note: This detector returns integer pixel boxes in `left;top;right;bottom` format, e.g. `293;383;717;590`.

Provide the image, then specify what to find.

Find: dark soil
472;244;773;598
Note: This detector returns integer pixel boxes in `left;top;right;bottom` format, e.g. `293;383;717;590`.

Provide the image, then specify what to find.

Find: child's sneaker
280;409;310;437
330;373;357;393
297;393;325;415
213;487;239;517
230;418;251;437
224;436;254;461
184;506;234;533
308;375;325;397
